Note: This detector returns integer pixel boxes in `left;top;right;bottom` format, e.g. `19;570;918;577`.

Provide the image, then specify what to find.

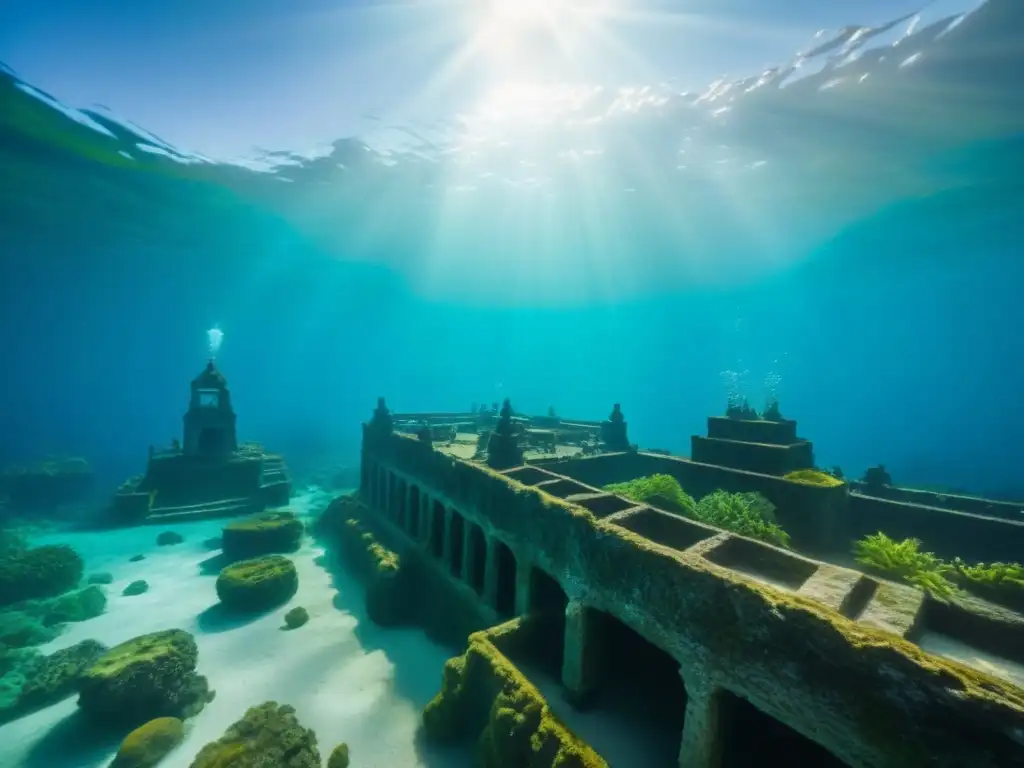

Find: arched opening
431;501;446;559
529;567;568;676
587;611;688;765
408;485;421;538
449;511;465;578
396;479;408;529
467;525;487;594
720;690;846;767
495;539;517;618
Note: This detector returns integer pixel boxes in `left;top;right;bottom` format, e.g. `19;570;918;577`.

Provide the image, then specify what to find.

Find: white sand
0;489;468;768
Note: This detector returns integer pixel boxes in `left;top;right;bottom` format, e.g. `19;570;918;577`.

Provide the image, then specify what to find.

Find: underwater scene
1;0;1024;766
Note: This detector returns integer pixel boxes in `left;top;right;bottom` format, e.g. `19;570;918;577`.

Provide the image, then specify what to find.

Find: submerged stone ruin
110;361;290;525
337;397;1024;768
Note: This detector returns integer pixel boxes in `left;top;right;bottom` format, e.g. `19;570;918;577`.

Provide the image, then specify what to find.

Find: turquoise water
2;0;1024;765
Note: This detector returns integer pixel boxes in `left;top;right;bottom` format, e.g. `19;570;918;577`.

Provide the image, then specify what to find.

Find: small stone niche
566;492;637;519
703;536;818;591
611;507;719;552
501;466;558;486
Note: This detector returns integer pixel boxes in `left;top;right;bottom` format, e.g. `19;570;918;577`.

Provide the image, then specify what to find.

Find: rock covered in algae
111;716;185;768
327;742;350;768
123;580;149;596
0;543;84;607
222;509;304;560
157;531;184;546
78;629;212;728
216;555;298;612
189;701;320;768
88;571;114;585
0;585;107;648
0;639;108;724
283;606;309;630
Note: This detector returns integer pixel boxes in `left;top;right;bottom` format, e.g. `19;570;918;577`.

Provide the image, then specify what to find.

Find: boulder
283;606;308;630
156;531;183;547
111;717;185;768
87;571;114;585
78;629;212;728
216;555;298;613
328;743;350;768
222;510;304;560
190;701;320;768
1;639;108;724
123;580;149;597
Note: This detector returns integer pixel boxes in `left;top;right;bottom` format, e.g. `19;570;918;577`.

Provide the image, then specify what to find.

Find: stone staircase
145;496;254;524
261;455;289;486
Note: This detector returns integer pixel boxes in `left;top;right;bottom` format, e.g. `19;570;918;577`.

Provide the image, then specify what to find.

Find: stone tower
600;403;630;452
182;360;238;457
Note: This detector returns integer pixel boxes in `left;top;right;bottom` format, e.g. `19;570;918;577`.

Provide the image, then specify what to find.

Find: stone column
514;554;533;616
441;507;453;567
461;520;475;583
561;600;603;707
677;671;724;768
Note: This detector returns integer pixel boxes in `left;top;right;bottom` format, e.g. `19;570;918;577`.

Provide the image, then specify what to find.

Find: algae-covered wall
363;431;1024;768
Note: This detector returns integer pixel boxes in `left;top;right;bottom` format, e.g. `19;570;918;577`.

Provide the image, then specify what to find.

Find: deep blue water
1;0;1022;498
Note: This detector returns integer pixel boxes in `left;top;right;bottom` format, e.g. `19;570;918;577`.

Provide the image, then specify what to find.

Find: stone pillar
677;672;724;768
441;507;453;567
381;471;391;518
461;520;475;583
514;555;533;616
561;600;604;707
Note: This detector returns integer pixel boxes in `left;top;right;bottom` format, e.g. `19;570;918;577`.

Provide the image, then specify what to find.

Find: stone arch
408;485;421;538
431;500;446;559
449;510;466;578
529;567;569;675
494;539;517;618
467;524;486;595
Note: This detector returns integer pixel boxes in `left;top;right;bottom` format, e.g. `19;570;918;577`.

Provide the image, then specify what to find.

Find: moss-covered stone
784;469;846;488
123;580;149;597
423;626;607;767
111;717;185;768
216;555;298;613
223;509;304;560
78;629;211;728
0;609;61;647
283;606;308;630
327;742;350;768
0;543;84;606
1;639;108;724
0;585;107;646
130;554;146;562
87;571;114;585
335;508;409;627
189;701;320;768
156;531;183;546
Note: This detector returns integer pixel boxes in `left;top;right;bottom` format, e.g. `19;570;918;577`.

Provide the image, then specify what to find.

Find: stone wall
362;431;1024;768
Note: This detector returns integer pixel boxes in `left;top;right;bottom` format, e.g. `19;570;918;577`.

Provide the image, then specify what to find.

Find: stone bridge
359;427;1024;768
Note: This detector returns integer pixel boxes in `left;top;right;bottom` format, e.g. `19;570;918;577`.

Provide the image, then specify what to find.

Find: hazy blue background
1;0;1021;498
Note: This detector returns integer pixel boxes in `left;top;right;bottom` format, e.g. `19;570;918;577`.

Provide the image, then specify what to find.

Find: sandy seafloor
0;488;473;768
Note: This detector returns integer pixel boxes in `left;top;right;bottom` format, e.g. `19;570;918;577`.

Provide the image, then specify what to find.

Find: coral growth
111;717;185;768
784;469;846;488
0;639;108;724
216;555;298;613
337;513;408;626
190;701;321;768
78;629;212;728
725;397;759;421
762;398;784;422
0;543;84;606
605;475;790;547
222;509;304;560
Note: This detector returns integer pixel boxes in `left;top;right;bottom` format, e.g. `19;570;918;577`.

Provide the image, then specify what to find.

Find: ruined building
110;361;290;524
